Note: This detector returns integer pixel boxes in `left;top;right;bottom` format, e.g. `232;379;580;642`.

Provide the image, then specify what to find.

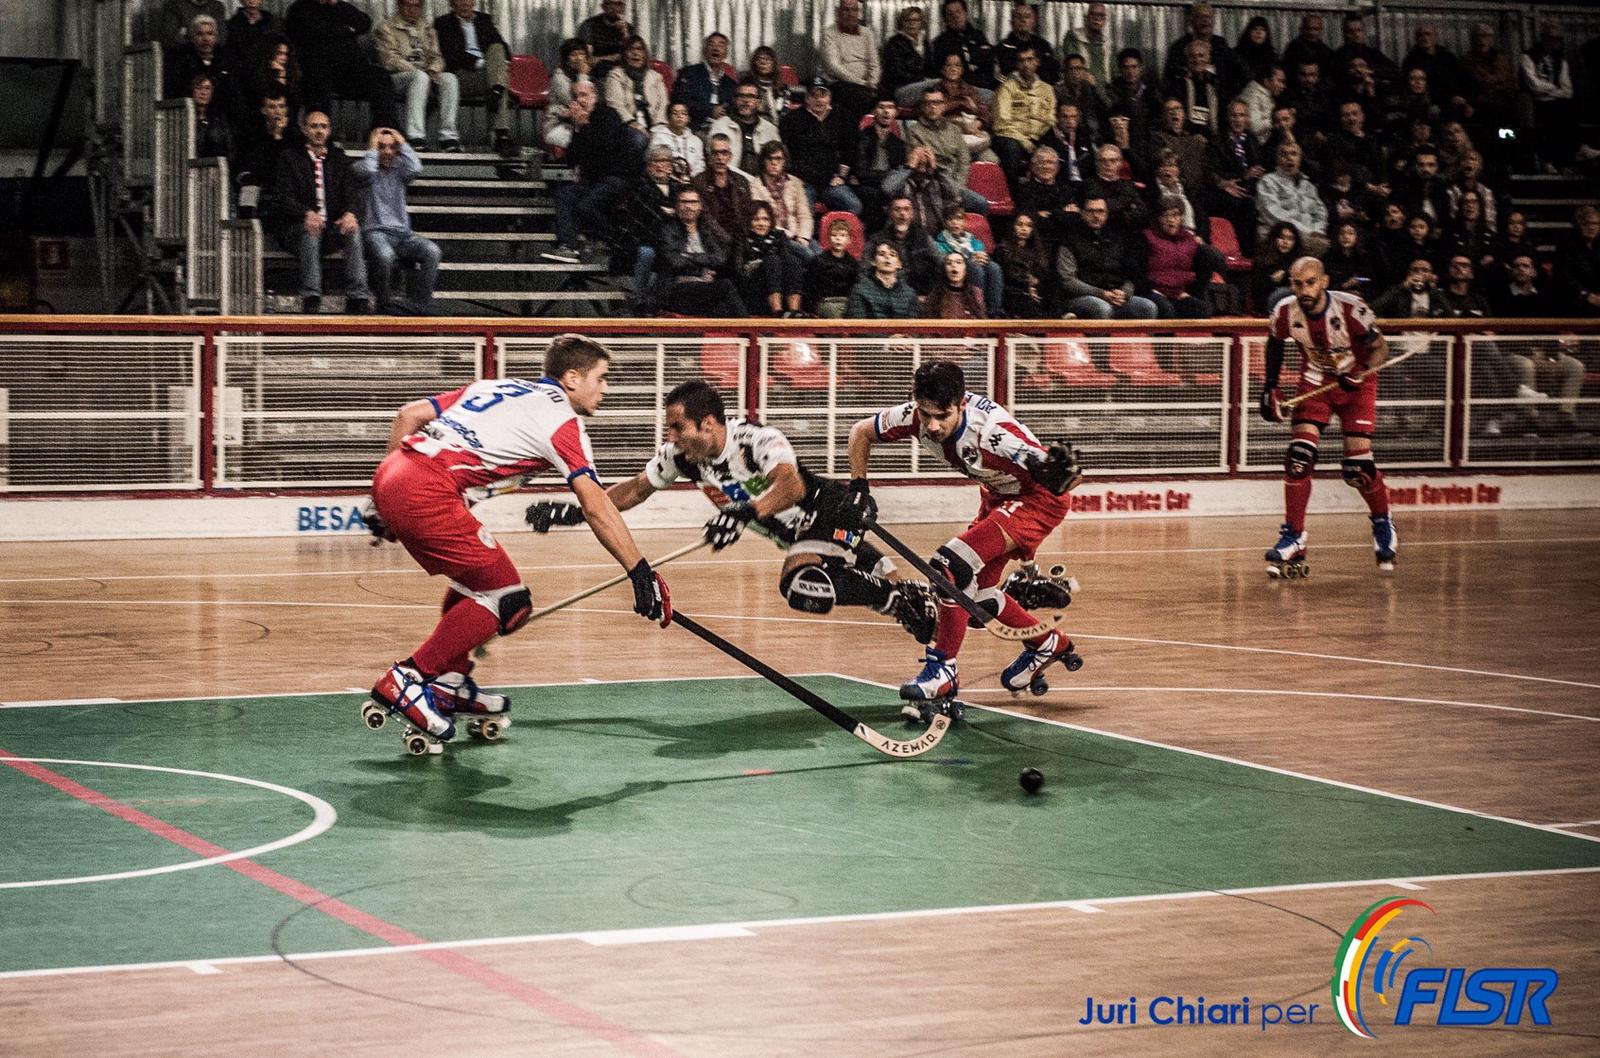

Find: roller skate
1264;523;1310;580
429;671;513;742
361;663;455;756
1370;514;1397;572
883;580;938;644
1000;629;1084;697
1000;561;1078;610
899;647;964;724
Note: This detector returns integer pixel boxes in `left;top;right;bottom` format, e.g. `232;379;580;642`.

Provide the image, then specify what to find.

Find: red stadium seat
700;342;742;390
966;161;1013;217
818;211;865;258
1209;216;1252;273
771;338;830;390
1108;341;1183;387
651;59;675;94
964;213;996;255
1040;339;1117;389
508;55;549;109
778;64;800;87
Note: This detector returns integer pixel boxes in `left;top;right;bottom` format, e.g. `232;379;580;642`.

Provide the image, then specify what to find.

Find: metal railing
184;157;230;310
154;97;194;244
221;220;265;317
121;43;160;187
1463;334;1600;467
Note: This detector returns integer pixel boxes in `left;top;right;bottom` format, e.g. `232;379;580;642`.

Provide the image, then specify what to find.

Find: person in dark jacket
224;0;275;68
804;217;861;316
672;32;739;130
271;109;370;312
1553;205;1600;316
284;0;398;132
734;201;805;316
881;6;931;103
1014;147;1078;247
654;187;746;316
930;0;996;89
165;14;235;105
543;82;642;262
996;2;1059;84
847;242;920;317
1373;257;1455;317
614;146;677;308
433;0;512;154
1055;196;1157;319
862;194;941;294
997;211;1051;316
852;99;908;224
236;90;296;217
1321;219;1385;301
577;0;632;74
778;80;861;214
190;73;235;162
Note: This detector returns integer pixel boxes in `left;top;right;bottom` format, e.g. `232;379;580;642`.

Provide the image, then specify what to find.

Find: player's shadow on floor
532;705;888;759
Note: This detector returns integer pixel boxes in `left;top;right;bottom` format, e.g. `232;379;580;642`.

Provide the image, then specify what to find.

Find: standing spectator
1333;12;1398;92
1084;143;1149;229
750;141;816;258
998;211;1050;316
778;79;860;215
1553;205;1600;316
165;15;234;103
351;127;441;314
1460;24;1518;142
710;83;780;175
672;32;738;131
931;0;996;90
1149;98;1209;192
1234;17;1276;85
863;194;942;293
544;39;595;152
1056;196;1157;319
1252;222;1301;311
1106;48;1161;142
377;0;459;150
1162;2;1245;97
1055;53;1109;144
693;134;757;241
742;47;792;126
805;217;860;317
1322;220;1384;300
851;98;908;224
1061;2;1113;89
1142;195;1224;318
614;146;678;306
1402;25;1469;119
190;74;234;161
991;45;1055;180
819;0;880;128
651;102;706;181
1281;14;1335;82
158;0;227;49
1240;65;1285;145
285;0;398;133
924;252;987;318
1208;98;1265;237
1163;39;1221;137
543;82;639;264
934;204;1002;313
606;36;669;152
1037;102;1092;188
1256;142;1327;254
997;3;1060;85
271;109;370;314
434;0;511;154
883;6;932;104
1521;23;1577;172
734;201;805;316
1373;258;1454;318
578;0;632;75
224;0;275;69
654;187;745;316
847;242;920;317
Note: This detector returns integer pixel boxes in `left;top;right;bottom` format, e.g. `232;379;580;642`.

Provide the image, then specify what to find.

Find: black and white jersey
644;419;822;545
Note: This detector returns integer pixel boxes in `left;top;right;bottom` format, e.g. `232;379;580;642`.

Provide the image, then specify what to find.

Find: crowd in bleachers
151;0;1600;320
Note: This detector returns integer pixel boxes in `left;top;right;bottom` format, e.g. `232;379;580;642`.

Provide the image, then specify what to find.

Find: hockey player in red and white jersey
848;359;1084;712
1260;256;1397;576
364;334;672;745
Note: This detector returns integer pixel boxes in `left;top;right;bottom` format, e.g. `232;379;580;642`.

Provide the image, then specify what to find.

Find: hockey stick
862;518;1067;642
1275;341;1427;416
672;612;952;758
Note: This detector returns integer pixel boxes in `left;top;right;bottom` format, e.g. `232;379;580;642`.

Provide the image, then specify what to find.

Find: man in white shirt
819;0;880;127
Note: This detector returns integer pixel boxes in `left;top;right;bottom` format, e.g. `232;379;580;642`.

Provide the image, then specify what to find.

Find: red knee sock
1285;475;1312;532
412;601;498;678
1359;469;1390;516
932;602;969;658
434;589;474;674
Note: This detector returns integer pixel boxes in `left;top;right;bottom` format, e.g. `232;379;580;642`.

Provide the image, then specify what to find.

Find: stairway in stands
1508;172;1592;257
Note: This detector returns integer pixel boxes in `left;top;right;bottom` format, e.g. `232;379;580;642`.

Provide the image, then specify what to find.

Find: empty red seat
964;213;996;255
1040;340;1117;389
1209;216;1252;273
701;342;742;390
965;161;1013;217
1108;341;1183;387
508;55;549;108
651;59;675;95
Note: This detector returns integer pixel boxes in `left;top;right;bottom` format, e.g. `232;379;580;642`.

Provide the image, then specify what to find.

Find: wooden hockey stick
673;612;952;758
863;518;1067;642
1276;341;1427;417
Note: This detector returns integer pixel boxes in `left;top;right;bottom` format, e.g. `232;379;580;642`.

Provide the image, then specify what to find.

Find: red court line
0;748;685;1058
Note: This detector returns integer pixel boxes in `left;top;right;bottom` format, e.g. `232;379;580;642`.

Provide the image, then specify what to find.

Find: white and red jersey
401;377;598;504
1269;290;1382;385
873;392;1050;499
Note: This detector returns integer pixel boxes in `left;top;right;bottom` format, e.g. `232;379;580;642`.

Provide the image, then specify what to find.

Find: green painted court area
4;675;1599;974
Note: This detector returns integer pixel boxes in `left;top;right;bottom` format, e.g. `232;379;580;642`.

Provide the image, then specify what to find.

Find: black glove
843;478;878;529
525;500;586;533
1025;443;1085;495
361;499;396;544
703;501;756;551
628;559;672;627
1259;386;1284;423
1336;369;1363;392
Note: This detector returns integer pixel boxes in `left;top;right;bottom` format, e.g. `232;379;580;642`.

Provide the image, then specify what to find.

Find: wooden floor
2;509;1598;1056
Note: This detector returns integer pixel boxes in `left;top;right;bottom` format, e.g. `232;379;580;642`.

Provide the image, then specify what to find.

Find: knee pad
780;563;836;614
1283;439;1318;480
931;540;980;595
964;585;1005;628
494;586;532;635
1342;456;1378;491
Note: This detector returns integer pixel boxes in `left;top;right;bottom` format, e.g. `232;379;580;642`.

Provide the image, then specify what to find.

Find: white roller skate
899;647;963;723
1000;630;1084;697
1265;523;1310;579
1371;514;1397;572
430;671;513;742
361;663;455;756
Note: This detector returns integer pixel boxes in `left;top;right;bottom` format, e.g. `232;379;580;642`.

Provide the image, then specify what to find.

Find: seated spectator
1083;144;1148;231
235;90;295;215
159;0;227;50
1449;151;1496;228
906;86;988;215
1208;98;1266;235
1149;97;1210;192
1320;161;1378;231
243;34;301;127
1334;12;1398;94
998;211;1050;316
1521;23;1577;172
1142;195;1224;318
1383;68;1439;146
778;79;860;215
1373;258;1453;317
1442;253;1490;316
710;82;781;176
651;102;706;181
1323;99;1388;196
1252;221;1301;311
543;82;640;263
750;141;816;258
271;109;370;314
882;6;932;105
1436;121;1474;182
1495;258;1585;430
847;242;920;317
1261;104;1307;179
1054;53;1108;143
377;0;460;150
1106;48;1162;143
672;32;738;131
614;146;677;308
1491;210;1539;282
1103;107;1150;180
1240;64;1284;146
1322;219;1385;300
1162;39;1221;137
1447;253;1534;438
605;35;669;150
1553;205;1600;316
1162;1;1245;96
851;98;907;224
1256;142;1328;255
1445;190;1496;271
1037;102;1093;188
1234;16;1276;85
931;0;996;90
743;46;793;126
189;74;234;161
1282;60;1334;143
1285;13;1335;79
933;52;994;160
1146;148;1207;239
577;0;632;75
991;46;1054;181
997;3;1060;85
934;204;1002;315
692;134;757;242
1496;252;1562;315
1055;195;1157;319
224;0;275;69
432;0;512;154
1402;24;1469;120
654;187;745;316
1340;56;1385;127
351;127;441;314
1061;2;1114;88
165;15;234;104
735;202;805;316
1014;147;1077;245
545;39;595;151
804;218;860;317
285;0;398;133
819;0;880;127
884;145;963;247
863;193;942;293
924;251;987;318
1373;202;1412;283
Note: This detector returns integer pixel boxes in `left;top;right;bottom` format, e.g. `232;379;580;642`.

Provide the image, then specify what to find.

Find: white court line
3;697;122;708
1549;820;1600;829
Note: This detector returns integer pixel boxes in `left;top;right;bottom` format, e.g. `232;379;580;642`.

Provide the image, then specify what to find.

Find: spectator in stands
820;0;880;128
1374;202;1413;282
236;90;294;216
883;6;931;105
1493;261;1585;431
1373;257;1453;318
1494;256;1554;316
1319;160;1377;231
991;45;1055;181
1061;2;1114;88
606;36;669;151
654;187;745;316
1340;56;1384;126
934;204;1002;313
1395;145;1451;226
1443;253;1490;316
1261;103;1304;177
1252;222;1301;311
1256;142;1327;254
377;0;459;151
1163;40;1221;137
670;32;738;132
577;0;632;75
1384;67;1440;146
931;0;996;90
1162;2;1244;97
742;46;792;126
1240;64;1284;146
1106;49;1161;143
243;34;301;126
933;52;993;160
1402;25;1469;120
907;86;984;214
351;126;441;314
998;211;1050;316
614;145;677;307
1055;53;1109;144
190;74;234;161
1085;143;1148;229
1104;107;1149;179
693;134;756;240
1056;195;1157;319
1553;205;1600;316
1521;23;1577;173
778;79;860;215
710;83;780;176
734;201;805;316
1012;147;1076;246
1233;17;1276;85
285;0;398;133
545;39;594;152
544;81;638;264
1446;190;1495;270
1282;14;1335;82
851;98;906;224
1146;149;1207;239
165;15;234;103
159;0;227;49
884;144;964;245
1437;120;1474;182
751;141;815;258
864;193;941;293
1398;212;1445;272
924;251;987;318
651;103;706;181
1323;219;1384;300
1143;195;1225;318
1492;210;1538;281
433;1;514;159
1324;99;1388;197
1150;97;1210;192
805;217;860;317
1461;23;1518;142
1207;98;1265;237
1449;151;1496;229
848;242;920;317
1283;59;1333;144
1447;254;1532;438
272;109;370;313
224;0;274;69
1333;12;1397;93
1038;102;1092;188
997;3;1059;85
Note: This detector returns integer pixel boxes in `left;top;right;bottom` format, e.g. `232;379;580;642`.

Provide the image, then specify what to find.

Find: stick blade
851;713;952;758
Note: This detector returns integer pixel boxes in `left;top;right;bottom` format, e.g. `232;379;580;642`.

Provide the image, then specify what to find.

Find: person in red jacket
1142;196;1225;318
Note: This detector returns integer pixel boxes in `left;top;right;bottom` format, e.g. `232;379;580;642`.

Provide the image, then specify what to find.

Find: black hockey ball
1019;767;1044;794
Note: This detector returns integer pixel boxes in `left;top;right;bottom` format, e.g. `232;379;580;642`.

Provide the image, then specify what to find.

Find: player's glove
1025;443;1085;495
1259;387;1285;423
703;501;756;551
628;559;673;627
1335;369;1364;392
840;477;878;530
361;499;397;544
525;500;586;533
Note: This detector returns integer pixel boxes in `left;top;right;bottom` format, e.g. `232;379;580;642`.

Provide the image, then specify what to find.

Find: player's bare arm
848;416;879;480
749;461;806;519
385;398;437;452
571;474;644;571
606;471;659;513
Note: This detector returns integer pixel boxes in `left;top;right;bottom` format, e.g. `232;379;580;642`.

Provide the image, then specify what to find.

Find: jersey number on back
461;380;541;413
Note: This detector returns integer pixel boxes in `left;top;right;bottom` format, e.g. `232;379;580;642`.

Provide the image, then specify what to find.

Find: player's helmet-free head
664;378;726;425
545;333;612;380
913;359;965;410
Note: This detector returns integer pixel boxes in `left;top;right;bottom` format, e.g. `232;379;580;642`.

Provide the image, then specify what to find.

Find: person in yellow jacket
375;0;460;149
992;45;1055;183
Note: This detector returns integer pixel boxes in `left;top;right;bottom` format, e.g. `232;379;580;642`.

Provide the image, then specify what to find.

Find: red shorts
1292;377;1378;435
371;449;517;586
971;488;1068;562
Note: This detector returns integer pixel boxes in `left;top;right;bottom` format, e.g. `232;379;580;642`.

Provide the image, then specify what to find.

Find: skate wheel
1266;564;1284;579
1299;563;1311;579
1063;653;1084;672
478;718;504;741
1028;678;1048;697
361;702;387;730
403;732;432;756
